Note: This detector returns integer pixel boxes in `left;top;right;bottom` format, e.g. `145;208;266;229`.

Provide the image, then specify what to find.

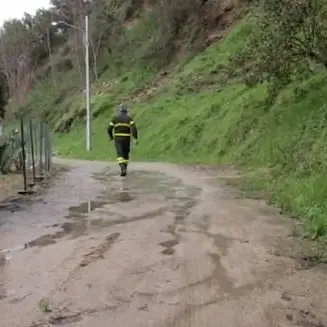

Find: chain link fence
0;119;52;195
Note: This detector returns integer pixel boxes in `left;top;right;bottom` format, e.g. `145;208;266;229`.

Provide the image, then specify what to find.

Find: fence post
39;122;43;178
47;124;50;174
45;124;50;174
48;125;52;172
34;121;38;169
44;123;48;176
29;120;36;185
20;118;27;193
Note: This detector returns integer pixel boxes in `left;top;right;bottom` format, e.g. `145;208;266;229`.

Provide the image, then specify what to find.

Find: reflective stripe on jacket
107;112;138;139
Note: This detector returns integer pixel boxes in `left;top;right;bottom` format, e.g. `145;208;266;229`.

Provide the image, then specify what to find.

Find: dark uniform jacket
107;112;138;140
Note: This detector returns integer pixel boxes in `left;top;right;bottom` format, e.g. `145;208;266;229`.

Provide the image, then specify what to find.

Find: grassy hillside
22;13;327;239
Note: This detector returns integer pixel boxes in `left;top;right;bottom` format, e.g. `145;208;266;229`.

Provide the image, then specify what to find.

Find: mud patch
27;202;166;249
27;220;87;247
80;232;120;267
182;212;252;297
160;239;179;255
28;235;57;247
65;189;135;219
285;308;327;327
0;174;23;202
49;313;82;325
206;232;252;296
0;199;25;213
0;196;44;214
160;198;197;256
0;164;69;215
160;239;179;248
94;168;200;200
299;254;327;270
31;304;118;327
99;189;135;203
0;263;5;300
30;312;83;326
162;248;175;255
273;234;327;270
87;207;168;228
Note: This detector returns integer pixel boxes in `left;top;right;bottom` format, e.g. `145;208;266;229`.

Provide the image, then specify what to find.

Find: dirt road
0;160;327;327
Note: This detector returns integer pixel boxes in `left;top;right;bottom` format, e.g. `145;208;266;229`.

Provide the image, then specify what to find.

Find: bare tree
46;27;58;89
0;19;36;115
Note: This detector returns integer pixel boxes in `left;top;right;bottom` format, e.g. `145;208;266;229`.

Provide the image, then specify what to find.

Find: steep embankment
25;13;327;239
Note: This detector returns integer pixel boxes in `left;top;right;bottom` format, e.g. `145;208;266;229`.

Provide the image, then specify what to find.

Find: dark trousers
114;137;131;166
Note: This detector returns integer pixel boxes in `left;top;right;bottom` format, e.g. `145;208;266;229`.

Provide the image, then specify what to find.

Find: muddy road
0;160;327;327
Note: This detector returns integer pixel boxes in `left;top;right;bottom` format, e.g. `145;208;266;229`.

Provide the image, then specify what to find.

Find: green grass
44;18;327;239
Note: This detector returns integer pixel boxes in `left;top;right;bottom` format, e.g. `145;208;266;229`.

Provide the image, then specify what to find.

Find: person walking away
107;104;138;176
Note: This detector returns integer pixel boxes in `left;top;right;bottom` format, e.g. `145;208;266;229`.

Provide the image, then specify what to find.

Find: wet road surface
1;160;327;327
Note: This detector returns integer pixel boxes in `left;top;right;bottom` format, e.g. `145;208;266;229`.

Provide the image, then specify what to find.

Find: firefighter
107;104;138;176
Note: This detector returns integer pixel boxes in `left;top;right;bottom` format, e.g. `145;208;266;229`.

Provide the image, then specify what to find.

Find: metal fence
0;119;52;195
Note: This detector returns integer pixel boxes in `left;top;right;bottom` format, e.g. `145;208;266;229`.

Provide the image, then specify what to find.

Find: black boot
119;163;125;177
120;163;127;177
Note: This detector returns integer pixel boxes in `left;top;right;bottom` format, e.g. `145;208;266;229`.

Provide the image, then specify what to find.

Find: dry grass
0;174;23;201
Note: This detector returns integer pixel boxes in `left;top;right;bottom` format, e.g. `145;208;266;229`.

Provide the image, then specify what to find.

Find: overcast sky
0;0;50;26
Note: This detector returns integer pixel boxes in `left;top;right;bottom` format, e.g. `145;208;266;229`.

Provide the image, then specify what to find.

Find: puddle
66;190;135;219
94;169;200;199
18;169;199;252
98;189;135;204
68;200;108;215
27;221;88;248
27;205;168;249
0;202;24;213
0;195;40;214
88;207;168;228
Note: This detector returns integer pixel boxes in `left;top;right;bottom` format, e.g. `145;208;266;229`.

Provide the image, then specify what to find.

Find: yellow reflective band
114;123;130;127
114;133;131;137
130;121;134;125
109;122;114;126
117;157;129;163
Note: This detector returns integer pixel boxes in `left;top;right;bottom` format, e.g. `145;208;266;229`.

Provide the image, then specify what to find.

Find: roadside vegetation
1;0;327;240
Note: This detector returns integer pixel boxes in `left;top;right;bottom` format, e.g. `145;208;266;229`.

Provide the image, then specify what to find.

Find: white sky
0;0;50;26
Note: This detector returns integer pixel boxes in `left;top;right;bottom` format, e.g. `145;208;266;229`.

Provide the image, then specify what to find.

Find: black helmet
119;104;128;113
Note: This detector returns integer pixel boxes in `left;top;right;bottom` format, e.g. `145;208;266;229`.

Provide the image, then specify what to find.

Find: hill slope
52;17;327;239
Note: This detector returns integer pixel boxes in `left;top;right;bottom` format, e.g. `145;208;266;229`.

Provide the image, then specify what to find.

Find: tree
0;19;34;108
229;0;327;96
0;71;8;119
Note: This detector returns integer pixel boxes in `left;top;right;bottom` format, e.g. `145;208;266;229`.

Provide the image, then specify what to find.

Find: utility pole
52;0;92;151
84;13;91;151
